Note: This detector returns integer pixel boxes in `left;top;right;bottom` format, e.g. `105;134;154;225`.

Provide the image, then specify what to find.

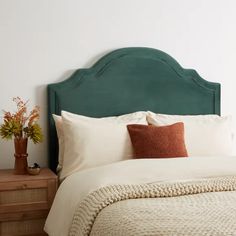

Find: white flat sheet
44;156;236;236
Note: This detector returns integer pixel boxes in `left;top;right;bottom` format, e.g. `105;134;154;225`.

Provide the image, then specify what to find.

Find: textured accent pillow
57;111;147;179
127;123;188;158
147;112;233;156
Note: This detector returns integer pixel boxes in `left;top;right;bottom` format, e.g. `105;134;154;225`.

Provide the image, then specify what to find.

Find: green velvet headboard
48;47;220;172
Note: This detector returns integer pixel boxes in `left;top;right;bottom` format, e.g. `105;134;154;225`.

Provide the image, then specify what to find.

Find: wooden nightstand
0;168;57;236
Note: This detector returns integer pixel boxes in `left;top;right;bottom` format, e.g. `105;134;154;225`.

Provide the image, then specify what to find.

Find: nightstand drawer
0;187;47;205
0;180;47;191
0;179;52;214
0;218;47;236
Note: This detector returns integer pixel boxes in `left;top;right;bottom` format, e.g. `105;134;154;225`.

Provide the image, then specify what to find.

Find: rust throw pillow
127;123;188;158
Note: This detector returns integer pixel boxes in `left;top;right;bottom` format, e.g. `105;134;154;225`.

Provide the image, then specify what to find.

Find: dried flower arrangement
0;97;43;143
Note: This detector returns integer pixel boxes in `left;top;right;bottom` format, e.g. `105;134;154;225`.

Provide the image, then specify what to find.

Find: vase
14;138;28;175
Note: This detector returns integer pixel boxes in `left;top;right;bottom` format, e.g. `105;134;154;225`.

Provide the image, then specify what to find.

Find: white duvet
44;157;236;236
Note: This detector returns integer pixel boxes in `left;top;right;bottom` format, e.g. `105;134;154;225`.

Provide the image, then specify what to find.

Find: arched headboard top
48;47;220;171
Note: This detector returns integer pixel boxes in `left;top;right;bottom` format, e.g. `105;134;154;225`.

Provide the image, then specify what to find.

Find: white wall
0;0;236;169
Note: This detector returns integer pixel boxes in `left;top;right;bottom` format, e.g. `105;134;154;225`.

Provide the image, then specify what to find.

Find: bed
45;47;236;236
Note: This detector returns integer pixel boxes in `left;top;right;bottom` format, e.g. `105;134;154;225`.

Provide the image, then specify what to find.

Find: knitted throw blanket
69;176;236;236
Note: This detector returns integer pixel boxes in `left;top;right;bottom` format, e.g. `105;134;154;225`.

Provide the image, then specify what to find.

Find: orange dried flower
0;97;43;143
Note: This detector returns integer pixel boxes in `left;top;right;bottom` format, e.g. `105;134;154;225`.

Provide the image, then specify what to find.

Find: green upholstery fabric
48;47;220;172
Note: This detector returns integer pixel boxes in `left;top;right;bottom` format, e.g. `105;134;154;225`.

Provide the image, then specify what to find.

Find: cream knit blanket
69;176;236;236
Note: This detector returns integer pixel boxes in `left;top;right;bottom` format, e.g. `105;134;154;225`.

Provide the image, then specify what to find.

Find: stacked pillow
53;110;233;180
53;111;147;179
147;112;233;156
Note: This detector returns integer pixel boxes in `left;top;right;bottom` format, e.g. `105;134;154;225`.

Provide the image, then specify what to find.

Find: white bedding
44;157;236;236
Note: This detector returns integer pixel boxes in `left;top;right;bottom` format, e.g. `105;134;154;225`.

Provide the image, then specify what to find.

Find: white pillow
52;114;64;172
56;111;147;179
147;112;233;156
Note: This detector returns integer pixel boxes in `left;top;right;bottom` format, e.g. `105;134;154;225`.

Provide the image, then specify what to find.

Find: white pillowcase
54;111;147;179
52;114;64;172
147;112;233;156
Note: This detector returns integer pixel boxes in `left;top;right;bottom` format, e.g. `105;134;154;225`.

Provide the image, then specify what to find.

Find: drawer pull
21;213;27;219
22;184;27;189
17;184;28;189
